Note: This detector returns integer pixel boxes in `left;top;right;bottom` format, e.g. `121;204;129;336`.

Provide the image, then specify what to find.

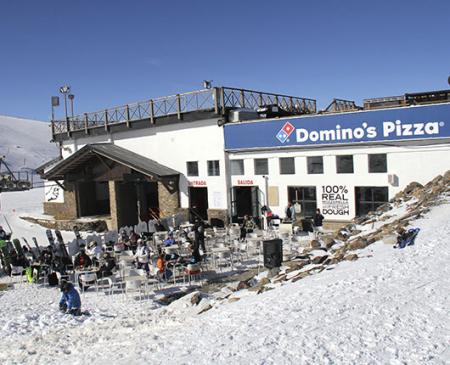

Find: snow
0;189;449;364
0;115;58;171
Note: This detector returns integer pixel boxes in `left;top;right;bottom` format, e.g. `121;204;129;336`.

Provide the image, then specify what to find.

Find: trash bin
263;239;283;269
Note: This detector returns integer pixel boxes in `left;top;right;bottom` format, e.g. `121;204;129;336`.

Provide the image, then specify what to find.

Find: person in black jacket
313;208;325;234
73;248;92;269
97;252;116;278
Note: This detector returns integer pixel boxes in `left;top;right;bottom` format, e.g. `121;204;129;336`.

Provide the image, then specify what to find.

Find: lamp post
59;85;71;121
68;94;75;117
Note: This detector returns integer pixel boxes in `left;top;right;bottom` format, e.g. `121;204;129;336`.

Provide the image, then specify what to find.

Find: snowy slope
0;189;449;364
0;115;58;171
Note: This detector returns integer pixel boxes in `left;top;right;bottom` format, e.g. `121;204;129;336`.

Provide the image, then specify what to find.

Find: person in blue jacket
59;281;82;316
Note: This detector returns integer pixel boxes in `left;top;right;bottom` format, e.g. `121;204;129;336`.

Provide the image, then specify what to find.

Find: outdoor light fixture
59;85;71;120
51;96;60;121
203;80;212;89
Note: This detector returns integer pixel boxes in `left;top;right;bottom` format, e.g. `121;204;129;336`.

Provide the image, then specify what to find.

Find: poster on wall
321;185;349;216
45;181;64;203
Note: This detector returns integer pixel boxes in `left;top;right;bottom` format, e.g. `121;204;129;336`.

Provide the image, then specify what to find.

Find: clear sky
0;0;449;121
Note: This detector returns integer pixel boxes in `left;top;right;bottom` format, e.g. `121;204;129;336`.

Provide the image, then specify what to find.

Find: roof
42;143;180;180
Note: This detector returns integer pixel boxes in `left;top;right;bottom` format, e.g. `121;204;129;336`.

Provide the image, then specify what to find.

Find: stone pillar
43;182;78;220
108;180;119;231
158;181;179;217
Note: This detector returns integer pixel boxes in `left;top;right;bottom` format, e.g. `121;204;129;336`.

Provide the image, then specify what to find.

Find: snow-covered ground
0;115;58;171
0;189;449;365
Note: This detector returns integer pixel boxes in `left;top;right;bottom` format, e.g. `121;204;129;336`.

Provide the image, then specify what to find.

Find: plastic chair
9;265;25;283
79;272;97;293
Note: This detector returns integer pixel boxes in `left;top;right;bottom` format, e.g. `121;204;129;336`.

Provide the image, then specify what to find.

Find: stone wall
43;183;78;220
207;209;229;225
158;181;179;217
108;181;119;231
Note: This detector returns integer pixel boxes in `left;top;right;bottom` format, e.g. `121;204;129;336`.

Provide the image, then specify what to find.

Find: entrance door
189;187;208;221
231;186;260;224
287;186;317;217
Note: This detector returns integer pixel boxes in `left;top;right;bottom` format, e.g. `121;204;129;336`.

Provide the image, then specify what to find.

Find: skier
59;281;82;316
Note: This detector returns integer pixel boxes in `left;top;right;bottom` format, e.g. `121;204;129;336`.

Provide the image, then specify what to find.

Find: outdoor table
119;255;135;262
166;261;184;284
164;244;179;254
209;247;233;270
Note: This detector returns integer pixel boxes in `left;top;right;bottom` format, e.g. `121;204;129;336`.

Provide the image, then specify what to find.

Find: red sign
189;180;207;186
237;179;254;185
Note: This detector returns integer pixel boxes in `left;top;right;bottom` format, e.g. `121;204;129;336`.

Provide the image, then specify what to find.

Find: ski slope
0;189;449;364
0;115;58;171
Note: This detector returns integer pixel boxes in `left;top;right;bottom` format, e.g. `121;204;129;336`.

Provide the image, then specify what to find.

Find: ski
32;237;41;255
21;237;37;260
12;238;24;257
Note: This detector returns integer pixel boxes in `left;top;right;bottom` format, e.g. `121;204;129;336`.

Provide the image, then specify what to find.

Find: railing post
213;87;220;114
176;94;181;120
289;97;294;112
104;109;109;131
259;93;263;107
125;105;131;128
220;87;225;115
150;100;155;124
240;89;245;108
275;95;279;107
84;113;89;134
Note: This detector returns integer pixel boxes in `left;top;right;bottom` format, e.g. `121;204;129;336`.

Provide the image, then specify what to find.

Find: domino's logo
276;122;295;143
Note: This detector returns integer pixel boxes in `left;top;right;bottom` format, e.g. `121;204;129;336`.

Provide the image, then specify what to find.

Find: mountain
0;115;59;172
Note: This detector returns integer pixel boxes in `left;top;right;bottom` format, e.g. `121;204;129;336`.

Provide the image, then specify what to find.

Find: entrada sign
224;103;450;150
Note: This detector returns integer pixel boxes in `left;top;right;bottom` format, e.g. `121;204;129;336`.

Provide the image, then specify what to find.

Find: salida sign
224;103;450;150
321;185;349;216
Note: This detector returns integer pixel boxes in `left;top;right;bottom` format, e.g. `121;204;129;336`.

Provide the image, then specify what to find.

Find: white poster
45;181;64;203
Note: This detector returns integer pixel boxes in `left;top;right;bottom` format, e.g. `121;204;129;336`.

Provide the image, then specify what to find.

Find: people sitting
156;253;172;280
240;215;256;241
134;239;150;273
97;252;116;278
73;246;92;269
59;281;81;316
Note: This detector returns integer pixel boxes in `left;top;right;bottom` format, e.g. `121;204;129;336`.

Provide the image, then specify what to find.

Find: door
231;186;261;224
189;187;208;221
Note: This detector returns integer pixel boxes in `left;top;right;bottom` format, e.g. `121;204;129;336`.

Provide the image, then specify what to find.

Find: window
355;186;389;216
279;157;295;175
307;156;323;174
288;186;317;217
254;158;268;175
369;154;387;173
207;160;220;176
336;155;354;174
230;160;244;175
186;161;198;176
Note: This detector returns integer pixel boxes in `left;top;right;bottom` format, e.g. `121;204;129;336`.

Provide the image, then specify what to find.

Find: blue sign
224;103;450;150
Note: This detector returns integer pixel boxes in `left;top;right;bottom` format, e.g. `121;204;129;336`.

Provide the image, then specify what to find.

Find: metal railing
52;87;316;136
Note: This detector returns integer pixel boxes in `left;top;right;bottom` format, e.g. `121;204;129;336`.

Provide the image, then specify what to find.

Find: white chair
125;279;145;300
10;265;24;283
79;272;97;293
96;277;114;295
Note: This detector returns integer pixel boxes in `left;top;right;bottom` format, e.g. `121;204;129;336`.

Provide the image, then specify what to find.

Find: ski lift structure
0;156;33;192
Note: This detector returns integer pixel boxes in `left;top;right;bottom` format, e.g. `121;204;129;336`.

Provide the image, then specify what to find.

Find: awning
42;143;180;181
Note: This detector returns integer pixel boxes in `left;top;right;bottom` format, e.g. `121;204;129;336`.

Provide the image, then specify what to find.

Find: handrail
52;86;317;137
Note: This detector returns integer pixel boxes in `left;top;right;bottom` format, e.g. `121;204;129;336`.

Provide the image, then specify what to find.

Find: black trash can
301;218;314;232
263;239;283;269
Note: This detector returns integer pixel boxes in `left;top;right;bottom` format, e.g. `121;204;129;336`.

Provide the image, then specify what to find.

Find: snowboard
21;237;37;260
46;229;56;247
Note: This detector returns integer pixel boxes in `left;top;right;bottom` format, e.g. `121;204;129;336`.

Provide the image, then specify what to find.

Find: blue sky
0;0;449;121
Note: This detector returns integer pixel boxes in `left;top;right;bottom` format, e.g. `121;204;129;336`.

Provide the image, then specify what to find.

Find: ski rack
0;156;33;192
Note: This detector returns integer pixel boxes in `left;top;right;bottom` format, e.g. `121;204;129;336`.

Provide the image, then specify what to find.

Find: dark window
307;156;323;174
207;160;220;176
336;155;354;174
369;154;387;173
254;158;268;175
287;186;317;217
279;157;295;175
355;186;389;216
230;160;244;175
186;161;198;177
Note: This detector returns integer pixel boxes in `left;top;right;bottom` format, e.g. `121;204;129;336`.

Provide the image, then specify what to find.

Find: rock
403;181;423;195
237;280;250;291
311;255;329;265
196;303;212;315
310;239;321;249
258;277;270;286
290;271;310;282
228;297;240;303
272;274;287;283
323;237;337;249
444;170;450;183
346;237;368;250
376;203;392;213
344;253;358;261
190;292;202;306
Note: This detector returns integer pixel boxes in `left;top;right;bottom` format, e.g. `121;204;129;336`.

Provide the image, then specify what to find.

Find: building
41;86;450;230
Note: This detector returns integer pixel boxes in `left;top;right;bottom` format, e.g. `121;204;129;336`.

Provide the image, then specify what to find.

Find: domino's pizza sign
276;122;295;143
224;103;450;150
